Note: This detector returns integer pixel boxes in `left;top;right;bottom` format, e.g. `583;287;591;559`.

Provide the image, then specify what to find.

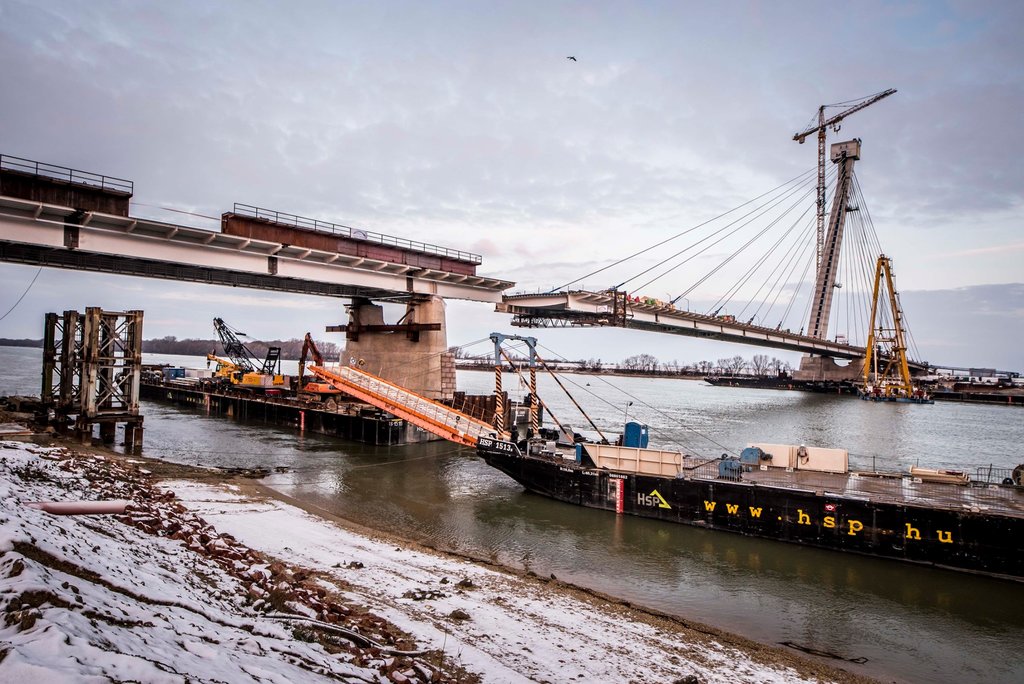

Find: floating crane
793;88;896;269
861;255;930;403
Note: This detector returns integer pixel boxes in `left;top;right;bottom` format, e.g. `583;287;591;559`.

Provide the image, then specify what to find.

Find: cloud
0;1;1021;368
927;241;1024;260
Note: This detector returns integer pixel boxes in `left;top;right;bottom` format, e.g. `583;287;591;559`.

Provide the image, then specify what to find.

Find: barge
476;435;1024;580
139;376;504;447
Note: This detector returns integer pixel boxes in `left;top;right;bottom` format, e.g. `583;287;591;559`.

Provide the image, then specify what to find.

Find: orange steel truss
308;364;506;447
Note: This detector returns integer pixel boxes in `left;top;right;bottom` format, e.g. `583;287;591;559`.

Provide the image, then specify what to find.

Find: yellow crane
206;352;287;390
862;255;929;402
209;318;286;391
794;88;896;269
206;353;242;382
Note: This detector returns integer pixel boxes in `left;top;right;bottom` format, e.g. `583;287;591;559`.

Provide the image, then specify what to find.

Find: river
2;345;1022;683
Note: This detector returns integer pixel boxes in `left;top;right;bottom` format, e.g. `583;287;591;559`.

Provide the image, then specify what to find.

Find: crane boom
212;317;257;372
793;88;896;270
297;332;341;398
792;88;897;142
212;317;282;375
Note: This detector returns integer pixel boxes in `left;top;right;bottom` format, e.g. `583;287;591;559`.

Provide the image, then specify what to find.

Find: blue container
623;421;649;448
740;447;764;465
718;458;743;480
575;443;583;464
162;367;185;380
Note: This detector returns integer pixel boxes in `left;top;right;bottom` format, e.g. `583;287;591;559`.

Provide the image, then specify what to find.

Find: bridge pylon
793;139;865;383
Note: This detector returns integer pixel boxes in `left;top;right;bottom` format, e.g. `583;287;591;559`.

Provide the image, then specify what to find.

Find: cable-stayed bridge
500;137;932;380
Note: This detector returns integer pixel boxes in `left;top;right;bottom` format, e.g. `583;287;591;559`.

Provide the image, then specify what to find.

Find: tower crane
793;88;896;269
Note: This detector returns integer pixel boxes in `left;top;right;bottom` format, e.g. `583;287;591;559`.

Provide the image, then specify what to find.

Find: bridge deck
502;290;870;358
502;290;928;367
0;192;513;302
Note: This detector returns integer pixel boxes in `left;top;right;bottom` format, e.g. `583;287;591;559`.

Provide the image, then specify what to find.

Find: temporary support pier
42;307;144;449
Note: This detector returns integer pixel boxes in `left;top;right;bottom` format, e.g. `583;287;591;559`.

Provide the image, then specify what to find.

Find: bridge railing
232;203;482;265
0;154;133;195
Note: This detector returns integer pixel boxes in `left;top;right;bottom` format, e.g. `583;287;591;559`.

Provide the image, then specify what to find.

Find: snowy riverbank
0;439;867;683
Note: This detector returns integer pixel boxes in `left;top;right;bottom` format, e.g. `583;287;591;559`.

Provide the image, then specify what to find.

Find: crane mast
793;88;896;269
862;254;916;398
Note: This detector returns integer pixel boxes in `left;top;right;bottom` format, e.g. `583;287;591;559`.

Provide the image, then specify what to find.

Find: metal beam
0;194;513;303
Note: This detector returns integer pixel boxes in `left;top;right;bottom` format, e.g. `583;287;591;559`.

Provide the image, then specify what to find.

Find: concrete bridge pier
793;355;865;383
338;296;455;400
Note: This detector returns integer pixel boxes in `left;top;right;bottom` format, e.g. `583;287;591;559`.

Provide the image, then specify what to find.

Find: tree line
452;347;793;377
144;336;341;361
0;336;341;361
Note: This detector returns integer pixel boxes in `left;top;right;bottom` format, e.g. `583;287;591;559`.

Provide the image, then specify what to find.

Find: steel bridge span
0;155;511;303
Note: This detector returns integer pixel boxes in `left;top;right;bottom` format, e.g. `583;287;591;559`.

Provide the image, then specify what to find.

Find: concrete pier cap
341;295;455;400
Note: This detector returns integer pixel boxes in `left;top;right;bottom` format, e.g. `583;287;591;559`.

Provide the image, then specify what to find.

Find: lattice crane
793;88;896;269
862;254;917;398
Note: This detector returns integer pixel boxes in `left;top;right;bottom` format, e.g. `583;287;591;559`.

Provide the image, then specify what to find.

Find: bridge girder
0;195;513;303
501;290;929;372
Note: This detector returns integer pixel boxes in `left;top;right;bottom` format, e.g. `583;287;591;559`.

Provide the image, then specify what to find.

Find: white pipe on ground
24;500;130;515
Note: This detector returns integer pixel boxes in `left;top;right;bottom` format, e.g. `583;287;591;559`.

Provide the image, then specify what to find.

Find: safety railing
232;203;482;265
681;466;1024;510
0;154;133;194
973;465;1018;486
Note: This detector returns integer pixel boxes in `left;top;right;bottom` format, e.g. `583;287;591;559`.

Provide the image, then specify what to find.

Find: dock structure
139;366;513;447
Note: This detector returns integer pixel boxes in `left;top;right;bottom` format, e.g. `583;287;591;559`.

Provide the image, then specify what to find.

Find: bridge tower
794;139;865;382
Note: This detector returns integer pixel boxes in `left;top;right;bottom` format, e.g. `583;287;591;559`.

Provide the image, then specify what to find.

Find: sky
0;0;1021;370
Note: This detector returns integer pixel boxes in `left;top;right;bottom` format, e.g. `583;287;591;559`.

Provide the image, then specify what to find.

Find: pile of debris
0;441;473;683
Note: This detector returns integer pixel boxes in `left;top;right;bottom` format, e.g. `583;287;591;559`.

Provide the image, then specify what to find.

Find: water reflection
2;347;1022;683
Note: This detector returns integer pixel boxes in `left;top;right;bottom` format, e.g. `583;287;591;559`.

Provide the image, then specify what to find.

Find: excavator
207;318;287;391
297;332;343;400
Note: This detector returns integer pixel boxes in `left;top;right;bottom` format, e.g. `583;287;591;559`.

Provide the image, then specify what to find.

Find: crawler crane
208;317;287;391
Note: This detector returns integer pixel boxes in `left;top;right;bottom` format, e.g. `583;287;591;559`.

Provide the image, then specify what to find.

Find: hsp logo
637;489;671;509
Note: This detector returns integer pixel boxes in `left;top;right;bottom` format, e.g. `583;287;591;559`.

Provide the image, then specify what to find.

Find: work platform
0;154;513;303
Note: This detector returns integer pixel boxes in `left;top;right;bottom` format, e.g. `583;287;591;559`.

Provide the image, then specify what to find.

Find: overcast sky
0;1;1021;370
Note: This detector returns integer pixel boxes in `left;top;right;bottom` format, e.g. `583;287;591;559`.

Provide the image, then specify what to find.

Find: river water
2;345;1022;683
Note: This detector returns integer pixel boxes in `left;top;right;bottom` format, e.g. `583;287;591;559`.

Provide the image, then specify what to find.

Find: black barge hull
478;439;1024;580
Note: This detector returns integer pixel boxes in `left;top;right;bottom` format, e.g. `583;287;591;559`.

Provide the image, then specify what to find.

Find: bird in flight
567;56;577;61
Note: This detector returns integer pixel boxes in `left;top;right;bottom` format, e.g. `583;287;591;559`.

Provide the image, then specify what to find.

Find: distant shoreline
455;362;709;381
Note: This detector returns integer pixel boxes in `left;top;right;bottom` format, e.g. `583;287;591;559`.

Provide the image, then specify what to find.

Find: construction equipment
297;332;342;399
210;318;286;390
793;88;896;270
205;353;244;383
861;255;927;401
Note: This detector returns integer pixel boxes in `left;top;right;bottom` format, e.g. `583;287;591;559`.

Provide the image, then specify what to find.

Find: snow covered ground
0;439;852;683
